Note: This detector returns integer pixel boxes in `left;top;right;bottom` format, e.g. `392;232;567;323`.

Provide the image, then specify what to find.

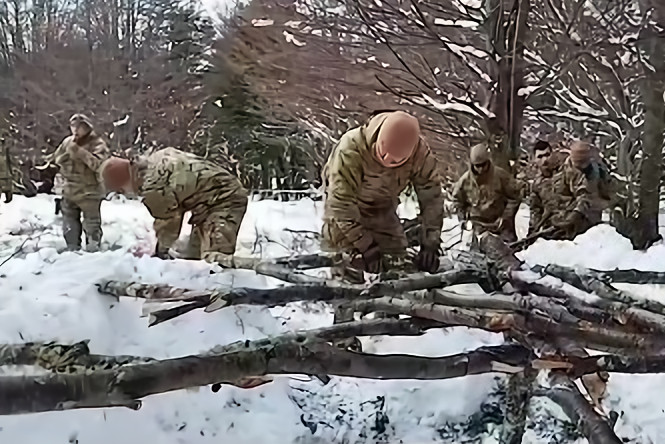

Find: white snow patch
0;195;502;443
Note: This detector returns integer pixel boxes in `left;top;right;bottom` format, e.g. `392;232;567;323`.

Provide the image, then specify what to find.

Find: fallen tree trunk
544;372;622;444
511;274;665;334
0;331;535;415
101;269;486;326
345;296;665;353
589;267;665;285
540;264;665;316
0;341;155;370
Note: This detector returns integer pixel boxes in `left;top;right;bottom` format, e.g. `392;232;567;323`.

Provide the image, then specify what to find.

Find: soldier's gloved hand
4;191;12;204
562;211;585;230
351;242;382;274
414;246;439;273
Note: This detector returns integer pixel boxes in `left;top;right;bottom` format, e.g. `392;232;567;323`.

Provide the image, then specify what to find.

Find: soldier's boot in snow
203;251;236;268
80;199;102;253
85;240;100;253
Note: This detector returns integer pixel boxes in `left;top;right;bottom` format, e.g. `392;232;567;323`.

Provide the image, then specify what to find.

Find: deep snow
0;195;662;443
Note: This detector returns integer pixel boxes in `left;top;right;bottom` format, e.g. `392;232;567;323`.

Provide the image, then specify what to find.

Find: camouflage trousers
322;209;408;254
60;197;102;252
470;221;517;248
332;252;413;324
176;196;248;266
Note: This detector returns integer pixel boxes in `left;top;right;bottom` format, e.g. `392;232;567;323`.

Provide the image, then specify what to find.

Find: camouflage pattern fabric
60;198;102;251
452;164;524;242
134;147;248;264
47;132;110;201
44;132;109;251
528;172;563;235
550;157;611;238
321;112;444;258
331;252;414;326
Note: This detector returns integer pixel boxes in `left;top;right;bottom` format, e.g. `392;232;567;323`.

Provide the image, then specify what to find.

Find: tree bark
544;372;622;444
634;20;665;250
500;366;537;444
591;268;665;285
0;336;534;415
101;269;485;326
345;296;665;353
541;264;665;316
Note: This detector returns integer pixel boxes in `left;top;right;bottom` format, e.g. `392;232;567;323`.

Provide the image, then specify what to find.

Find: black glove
414;246;440;273
351;242;382;274
54;198;62;215
4;191;12;204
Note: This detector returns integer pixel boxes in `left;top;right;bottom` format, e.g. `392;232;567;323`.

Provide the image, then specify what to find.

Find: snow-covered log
540;264;665;315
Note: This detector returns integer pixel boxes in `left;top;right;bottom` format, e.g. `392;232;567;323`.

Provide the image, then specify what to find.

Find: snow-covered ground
0;195;662;443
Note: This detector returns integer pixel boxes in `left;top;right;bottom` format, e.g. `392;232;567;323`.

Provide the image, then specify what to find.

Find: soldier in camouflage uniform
551;141;611;238
42;114;110;251
0;137;13;205
99;148;248;267
528;140;566;237
321;110;444;276
452;143;523;243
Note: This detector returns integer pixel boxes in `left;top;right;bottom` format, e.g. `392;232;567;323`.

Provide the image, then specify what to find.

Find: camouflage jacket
558;158;610;225
452;164;524;231
321;112;444;252
135;148;248;246
528;172;562;235
47;132;110;201
0;142;12;195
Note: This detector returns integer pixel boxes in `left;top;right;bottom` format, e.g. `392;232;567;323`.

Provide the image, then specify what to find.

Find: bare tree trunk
633;13;665;249
485;0;531;170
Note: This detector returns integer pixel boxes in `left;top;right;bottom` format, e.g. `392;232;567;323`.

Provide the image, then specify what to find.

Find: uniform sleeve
451;175;468;219
324;136;374;252
567;169;594;218
502;171;524;202
142;190;182;250
49;139;67;169
76;137;110;173
528;183;543;235
410;141;444;250
152;215;184;252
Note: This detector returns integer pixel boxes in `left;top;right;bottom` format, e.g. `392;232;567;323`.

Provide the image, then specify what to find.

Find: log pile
3;233;665;442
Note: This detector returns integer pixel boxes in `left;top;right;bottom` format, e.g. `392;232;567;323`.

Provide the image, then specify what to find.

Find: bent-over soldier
552;141;612;238
452;143;523;243
43;114;110;251
100;147;248;267
321;110;444;275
